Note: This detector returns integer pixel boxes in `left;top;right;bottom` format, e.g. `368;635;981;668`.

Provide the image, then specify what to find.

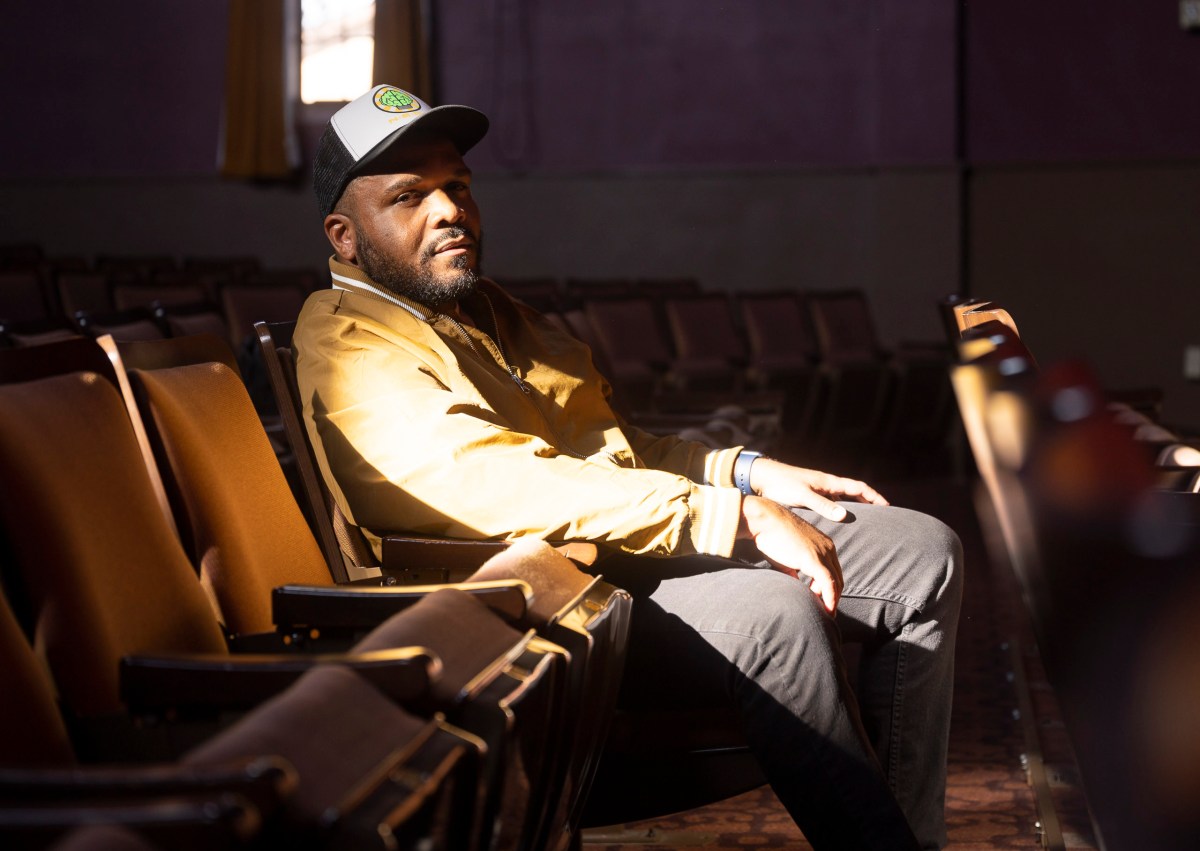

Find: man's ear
324;213;357;263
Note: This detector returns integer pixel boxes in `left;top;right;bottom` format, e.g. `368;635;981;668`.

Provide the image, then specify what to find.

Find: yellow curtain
372;0;432;101
221;0;298;179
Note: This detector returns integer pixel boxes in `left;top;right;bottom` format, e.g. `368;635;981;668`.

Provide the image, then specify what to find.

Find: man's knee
714;569;842;667
884;507;962;608
924;513;964;611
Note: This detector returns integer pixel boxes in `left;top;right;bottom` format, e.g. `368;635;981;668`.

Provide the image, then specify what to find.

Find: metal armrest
0;793;262;848
379;535;510;582
119;647;438;713
271;580;531;632
0;756;294;820
379;535;597;578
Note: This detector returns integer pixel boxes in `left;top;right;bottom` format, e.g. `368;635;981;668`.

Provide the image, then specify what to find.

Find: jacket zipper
438;295;593;460
438;309;530;393
342;275;617;464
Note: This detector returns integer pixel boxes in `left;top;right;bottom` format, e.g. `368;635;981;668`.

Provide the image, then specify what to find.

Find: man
296;84;962;850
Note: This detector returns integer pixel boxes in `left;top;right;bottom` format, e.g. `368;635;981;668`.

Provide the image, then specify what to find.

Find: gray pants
599;502;963;850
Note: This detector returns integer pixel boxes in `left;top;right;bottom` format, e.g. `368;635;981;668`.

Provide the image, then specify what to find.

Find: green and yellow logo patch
373;87;421;114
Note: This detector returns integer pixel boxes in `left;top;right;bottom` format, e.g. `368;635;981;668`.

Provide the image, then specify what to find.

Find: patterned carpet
583;476;1095;850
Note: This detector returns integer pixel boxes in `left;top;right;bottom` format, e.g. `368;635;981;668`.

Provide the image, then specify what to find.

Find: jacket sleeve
618;416;742;487
300;319;742;560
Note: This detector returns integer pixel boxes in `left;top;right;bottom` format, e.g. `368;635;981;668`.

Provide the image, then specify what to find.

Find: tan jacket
294;257;745;560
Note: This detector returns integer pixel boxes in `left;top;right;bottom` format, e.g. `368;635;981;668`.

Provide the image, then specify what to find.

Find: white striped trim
330;271;427;322
701;446;740;487
692;485;742;556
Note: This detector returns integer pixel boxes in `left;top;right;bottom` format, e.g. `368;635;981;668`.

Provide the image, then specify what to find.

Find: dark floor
583;473;1098;850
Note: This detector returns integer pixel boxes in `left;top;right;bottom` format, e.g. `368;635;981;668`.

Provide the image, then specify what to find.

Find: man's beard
356;226;482;309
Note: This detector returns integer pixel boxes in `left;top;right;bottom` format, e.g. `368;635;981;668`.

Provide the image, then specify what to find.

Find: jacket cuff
701;446;742;488
684;484;743;558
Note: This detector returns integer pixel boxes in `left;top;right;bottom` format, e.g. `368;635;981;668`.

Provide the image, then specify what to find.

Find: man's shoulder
298;287;427;336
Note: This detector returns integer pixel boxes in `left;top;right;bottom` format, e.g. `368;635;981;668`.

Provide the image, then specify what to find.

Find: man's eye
395;192;418;205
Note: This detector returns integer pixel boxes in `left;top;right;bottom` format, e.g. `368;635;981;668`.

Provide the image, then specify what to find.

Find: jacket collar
327;256;436;323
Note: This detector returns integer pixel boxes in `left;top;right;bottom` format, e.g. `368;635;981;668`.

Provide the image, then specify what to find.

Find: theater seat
1;574;479;851
0;360;577;847
0;583;290;850
0;270;51;324
957;354;1200;851
104;334;627;850
0;358;439;758
352;587;570;850
120;339;630;846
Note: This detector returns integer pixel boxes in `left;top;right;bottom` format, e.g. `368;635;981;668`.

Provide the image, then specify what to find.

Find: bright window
300;0;375;104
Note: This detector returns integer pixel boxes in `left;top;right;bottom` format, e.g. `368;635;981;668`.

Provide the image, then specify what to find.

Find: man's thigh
598;502;958;706
597;552;839;710
795;502;960;639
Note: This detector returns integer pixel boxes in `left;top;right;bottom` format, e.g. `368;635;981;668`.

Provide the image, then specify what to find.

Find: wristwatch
734;450;762;496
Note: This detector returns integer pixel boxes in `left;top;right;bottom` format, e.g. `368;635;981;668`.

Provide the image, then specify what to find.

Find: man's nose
430;190;465;225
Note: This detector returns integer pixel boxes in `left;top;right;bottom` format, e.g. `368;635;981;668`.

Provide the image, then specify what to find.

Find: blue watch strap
734;450;762;496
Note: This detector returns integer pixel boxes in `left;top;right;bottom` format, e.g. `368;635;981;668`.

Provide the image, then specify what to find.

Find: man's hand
748;458;888;522
738;495;843;612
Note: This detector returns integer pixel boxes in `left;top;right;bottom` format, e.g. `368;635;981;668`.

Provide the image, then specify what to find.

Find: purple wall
1;2;229;179
6;2;1196;179
967;1;1200;163
437;1;958;172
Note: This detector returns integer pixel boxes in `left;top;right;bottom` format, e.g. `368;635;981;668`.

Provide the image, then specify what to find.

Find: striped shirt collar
327;256;433;322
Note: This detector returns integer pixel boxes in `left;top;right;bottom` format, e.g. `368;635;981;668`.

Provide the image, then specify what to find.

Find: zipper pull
509;368;531;394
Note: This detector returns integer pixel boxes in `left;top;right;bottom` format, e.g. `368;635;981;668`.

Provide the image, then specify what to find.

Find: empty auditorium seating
0;270;52;323
582;294;674;411
0;343;614;848
1;581;279;849
75;307;167;342
953;351;1200;850
948;295;1200;850
56;271;116;318
2;243;969;478
737;290;820;389
0;248;318;359
0;529;471;850
0;316;80;348
95;255;178;283
0;363;432;734
953;301;1196;480
563;276;635;303
661;292;750;394
221;283;310;353
0;557;493;851
31;330;631;848
182;255;262;286
501;276;563;312
807;289;953;473
112;279;208;313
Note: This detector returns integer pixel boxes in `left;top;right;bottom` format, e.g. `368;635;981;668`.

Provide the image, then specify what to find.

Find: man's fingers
741;495;843;613
822;474;889;507
811;569;840;613
805;492;847;522
765;559;840;613
820;581;839;613
845;479;889;506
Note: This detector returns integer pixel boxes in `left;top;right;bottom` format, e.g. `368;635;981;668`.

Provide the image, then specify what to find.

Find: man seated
296;83;962;850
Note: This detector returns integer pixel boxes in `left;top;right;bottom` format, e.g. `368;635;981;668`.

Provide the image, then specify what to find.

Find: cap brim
351;104;489;179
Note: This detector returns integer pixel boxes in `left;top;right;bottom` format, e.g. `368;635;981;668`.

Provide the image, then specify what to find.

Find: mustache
422;226;479;261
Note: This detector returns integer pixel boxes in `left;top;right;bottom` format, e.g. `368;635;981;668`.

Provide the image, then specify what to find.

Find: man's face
335;135;483;310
